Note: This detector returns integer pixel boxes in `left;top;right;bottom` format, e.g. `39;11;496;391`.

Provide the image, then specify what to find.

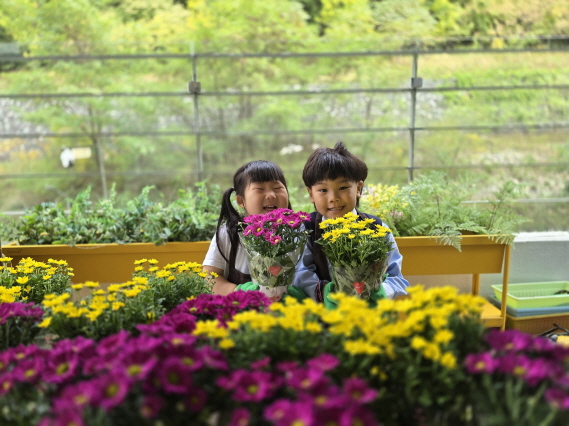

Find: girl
203;160;291;295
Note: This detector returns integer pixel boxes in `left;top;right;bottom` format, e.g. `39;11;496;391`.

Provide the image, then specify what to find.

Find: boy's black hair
302;142;368;188
216;160;292;264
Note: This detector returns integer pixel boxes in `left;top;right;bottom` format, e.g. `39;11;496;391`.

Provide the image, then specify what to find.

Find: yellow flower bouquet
316;212;393;300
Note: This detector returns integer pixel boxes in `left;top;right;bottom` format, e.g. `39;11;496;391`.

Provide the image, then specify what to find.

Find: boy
293;142;409;303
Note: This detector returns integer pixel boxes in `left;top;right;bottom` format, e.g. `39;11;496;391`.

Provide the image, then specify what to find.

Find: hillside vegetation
0;0;568;231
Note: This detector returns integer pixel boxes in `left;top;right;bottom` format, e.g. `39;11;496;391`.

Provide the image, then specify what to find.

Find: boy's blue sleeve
292;239;320;300
382;233;410;298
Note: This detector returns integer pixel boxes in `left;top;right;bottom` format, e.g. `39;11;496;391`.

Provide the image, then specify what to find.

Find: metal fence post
408;49;422;183
189;41;203;182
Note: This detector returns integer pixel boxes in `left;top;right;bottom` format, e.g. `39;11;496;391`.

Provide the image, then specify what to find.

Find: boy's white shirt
203;225;250;278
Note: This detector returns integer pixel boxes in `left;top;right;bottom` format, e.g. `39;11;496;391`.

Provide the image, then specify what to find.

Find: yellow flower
434;329;454;344
42;275;52;280
134;266;144;272
193;320;229;339
16;276;29;285
0;257;13;262
344;339;381;355
84;282;100;288
167;276;175;281
219;338;235;349
112;302;125;311
38;317;52;328
440;352;457;369
156;270;172;278
134;259;148;265
148;259;159;265
71;284;84;290
422;343;441;362
148;267;159;272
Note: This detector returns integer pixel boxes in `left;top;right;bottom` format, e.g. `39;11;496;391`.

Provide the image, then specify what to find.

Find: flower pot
2;241;211;285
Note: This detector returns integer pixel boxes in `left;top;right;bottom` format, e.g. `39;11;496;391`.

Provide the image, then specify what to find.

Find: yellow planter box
395;235;508;276
2;241;211;285
395;235;512;330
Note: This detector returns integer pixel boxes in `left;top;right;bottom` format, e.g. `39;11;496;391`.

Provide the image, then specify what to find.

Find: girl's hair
216;160;291;264
302;141;368;188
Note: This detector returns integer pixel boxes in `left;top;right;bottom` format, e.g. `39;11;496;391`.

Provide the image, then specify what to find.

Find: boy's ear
356;181;364;198
306;187;315;203
236;194;245;208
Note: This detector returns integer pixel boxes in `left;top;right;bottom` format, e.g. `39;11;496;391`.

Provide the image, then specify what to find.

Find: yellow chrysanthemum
16;276;29;285
38;317;52;328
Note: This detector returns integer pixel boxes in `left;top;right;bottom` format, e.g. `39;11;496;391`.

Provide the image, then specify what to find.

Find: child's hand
283;286;308;302
324;282;387;309
235;282;259;292
323;282;338;309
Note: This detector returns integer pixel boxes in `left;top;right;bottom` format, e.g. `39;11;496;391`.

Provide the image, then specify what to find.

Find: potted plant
361;171;528;328
0;183;221;285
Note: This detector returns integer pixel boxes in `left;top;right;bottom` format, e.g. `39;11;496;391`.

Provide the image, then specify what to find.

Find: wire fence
1;40;569;214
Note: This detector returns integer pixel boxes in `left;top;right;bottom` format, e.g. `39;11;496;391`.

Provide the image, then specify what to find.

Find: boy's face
307;178;364;219
236;180;289;216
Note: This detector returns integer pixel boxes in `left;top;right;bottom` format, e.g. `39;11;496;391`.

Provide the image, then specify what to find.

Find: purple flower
0;373;14;396
523;358;557;387
230;407;251;426
0;350;12;374
264;400;314;426
186;387;207;412
55;381;98;410
50;408;85;426
485;329;534;352
464;352;499;374
12;356;45;383
156;357;193;394
251;357;271;370
545;387;569;410
92;370;132;411
122;351;158;380
96;330;130;357
54;337;95;360
307;354;339;372
199;345;228;370
232;370;275;402
343;377;378;403
286;367;325;391
0;302;43;324
12;343;42;361
140;395;163;419
42;350;79;384
497;354;532;378
339;406;378;426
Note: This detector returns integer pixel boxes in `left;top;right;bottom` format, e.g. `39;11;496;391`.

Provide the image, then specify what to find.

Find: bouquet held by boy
240;208;311;301
316;212;394;300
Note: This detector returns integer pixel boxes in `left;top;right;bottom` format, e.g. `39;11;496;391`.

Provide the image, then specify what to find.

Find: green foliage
12;184;221;246
132;259;215;312
361;171;528;250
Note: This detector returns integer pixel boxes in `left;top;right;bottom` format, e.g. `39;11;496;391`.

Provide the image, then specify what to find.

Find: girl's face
236;180;289;216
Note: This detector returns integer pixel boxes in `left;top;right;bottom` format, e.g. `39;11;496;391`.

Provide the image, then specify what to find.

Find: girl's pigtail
215;187;242;264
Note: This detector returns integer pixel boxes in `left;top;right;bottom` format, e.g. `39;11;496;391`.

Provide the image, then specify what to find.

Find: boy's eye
340;186;349;190
318;189;328;193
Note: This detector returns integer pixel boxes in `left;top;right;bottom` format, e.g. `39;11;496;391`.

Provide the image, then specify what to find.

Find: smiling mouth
264;205;278;211
328;207;344;212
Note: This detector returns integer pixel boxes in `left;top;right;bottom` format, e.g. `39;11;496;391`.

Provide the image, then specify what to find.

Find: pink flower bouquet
240;209;311;302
